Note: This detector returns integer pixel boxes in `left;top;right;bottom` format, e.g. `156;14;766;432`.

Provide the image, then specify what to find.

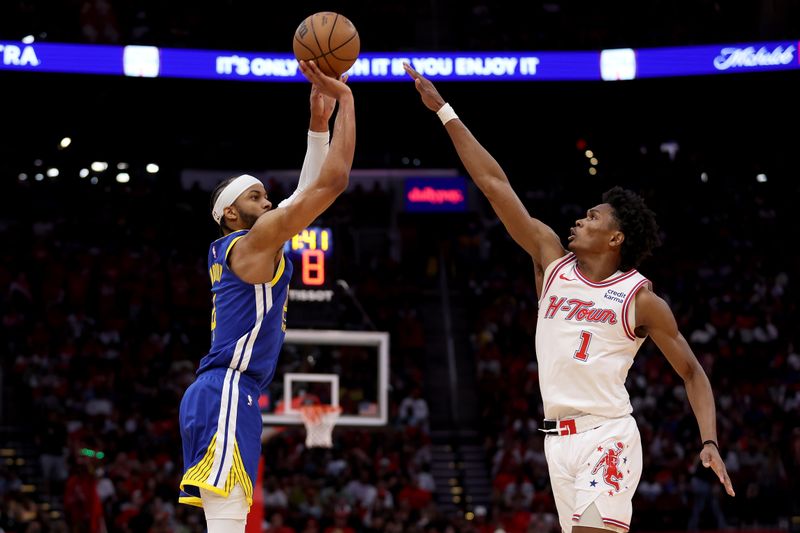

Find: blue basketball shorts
178;367;262;508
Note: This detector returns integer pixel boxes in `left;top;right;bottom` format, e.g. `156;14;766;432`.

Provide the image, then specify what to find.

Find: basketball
293;12;360;77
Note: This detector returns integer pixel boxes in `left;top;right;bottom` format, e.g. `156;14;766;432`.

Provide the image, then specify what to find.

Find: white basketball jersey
536;253;651;420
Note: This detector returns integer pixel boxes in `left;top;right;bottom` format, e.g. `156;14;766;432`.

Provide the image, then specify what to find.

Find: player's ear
609;231;624;249
224;205;238;223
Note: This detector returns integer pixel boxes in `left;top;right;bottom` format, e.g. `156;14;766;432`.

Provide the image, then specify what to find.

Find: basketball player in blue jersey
178;60;355;533
405;64;734;533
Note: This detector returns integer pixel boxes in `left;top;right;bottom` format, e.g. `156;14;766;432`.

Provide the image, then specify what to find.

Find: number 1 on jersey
574;330;592;361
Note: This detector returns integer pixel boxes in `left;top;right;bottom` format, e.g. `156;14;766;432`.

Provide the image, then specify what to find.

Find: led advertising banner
635;41;798;79
404;177;467;213
0;40;797;82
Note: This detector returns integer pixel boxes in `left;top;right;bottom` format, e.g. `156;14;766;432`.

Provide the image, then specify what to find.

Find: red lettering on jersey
544;296;566;319
543;296;618;324
566;299;617;324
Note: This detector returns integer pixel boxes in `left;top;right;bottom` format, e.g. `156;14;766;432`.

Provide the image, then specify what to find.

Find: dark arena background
1;1;799;532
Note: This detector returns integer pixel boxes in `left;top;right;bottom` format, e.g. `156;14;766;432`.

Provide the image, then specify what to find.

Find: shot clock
285;226;332;287
284;226;340;326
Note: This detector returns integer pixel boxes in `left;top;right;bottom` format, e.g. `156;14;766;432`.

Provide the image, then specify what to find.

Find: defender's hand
700;445;735;497
403;63;446;113
300;61;352;100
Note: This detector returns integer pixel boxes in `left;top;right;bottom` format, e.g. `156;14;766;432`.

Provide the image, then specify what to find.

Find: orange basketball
293;12;360;77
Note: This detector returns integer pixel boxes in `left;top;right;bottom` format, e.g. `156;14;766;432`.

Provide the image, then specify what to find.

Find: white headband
211;174;263;224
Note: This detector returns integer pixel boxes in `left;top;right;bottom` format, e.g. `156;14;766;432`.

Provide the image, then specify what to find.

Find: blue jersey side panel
197;230;293;391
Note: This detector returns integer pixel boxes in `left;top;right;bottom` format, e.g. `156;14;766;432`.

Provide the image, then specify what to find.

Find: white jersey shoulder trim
622;278;652;340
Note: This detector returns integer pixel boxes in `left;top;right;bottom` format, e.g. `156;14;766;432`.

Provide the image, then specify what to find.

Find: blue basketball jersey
198;230;293;391
179;230;293;508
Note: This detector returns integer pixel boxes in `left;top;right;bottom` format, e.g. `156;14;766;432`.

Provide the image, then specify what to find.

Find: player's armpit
533;258;545;299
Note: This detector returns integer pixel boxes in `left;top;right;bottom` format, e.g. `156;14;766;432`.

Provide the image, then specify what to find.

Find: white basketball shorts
544;415;642;532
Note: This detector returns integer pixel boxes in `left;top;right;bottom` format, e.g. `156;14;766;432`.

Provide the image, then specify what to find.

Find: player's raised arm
279;78;346;208
635;287;736;497
233;61;355;281
404;63;564;270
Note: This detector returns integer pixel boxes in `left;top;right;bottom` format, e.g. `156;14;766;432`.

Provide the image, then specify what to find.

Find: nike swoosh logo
559;273;574;281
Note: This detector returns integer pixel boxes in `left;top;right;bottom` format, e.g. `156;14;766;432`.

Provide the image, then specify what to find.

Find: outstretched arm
404;63;564;271
232;61;355;282
636;287;735;497
279;79;348;208
255;61;354;244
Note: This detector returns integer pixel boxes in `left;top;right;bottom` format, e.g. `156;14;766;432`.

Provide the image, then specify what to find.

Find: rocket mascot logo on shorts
592;441;626;491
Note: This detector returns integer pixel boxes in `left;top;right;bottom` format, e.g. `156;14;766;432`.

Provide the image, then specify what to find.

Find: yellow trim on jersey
269;254;285;286
222;235;283;288
179;433;254;507
212;229;246;245
178;496;203;508
224;235;245;263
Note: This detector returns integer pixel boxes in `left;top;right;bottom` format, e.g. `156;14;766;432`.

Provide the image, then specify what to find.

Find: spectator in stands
264;476;289;510
504;472;534;508
266;512;296;533
63;461;104;533
398;387;430;431
687;455;727;530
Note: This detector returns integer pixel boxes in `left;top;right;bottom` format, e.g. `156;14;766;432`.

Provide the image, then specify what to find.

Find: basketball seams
319;54;336;75
327;13;339;58
308;16;326;61
309;14;338;75
328;31;359;61
293;33;321;59
328;23;357;49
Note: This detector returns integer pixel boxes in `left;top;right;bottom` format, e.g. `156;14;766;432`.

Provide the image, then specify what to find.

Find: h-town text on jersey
542;296;618;324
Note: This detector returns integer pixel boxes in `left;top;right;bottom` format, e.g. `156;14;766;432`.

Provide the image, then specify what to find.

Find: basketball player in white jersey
405;64;734;533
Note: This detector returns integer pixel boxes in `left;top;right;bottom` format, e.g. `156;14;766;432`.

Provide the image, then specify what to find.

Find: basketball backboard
261;329;389;426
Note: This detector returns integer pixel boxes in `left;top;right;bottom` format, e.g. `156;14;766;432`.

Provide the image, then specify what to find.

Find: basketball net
299;405;341;448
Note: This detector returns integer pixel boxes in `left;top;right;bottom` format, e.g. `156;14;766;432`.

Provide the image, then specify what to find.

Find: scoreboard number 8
301;249;326;286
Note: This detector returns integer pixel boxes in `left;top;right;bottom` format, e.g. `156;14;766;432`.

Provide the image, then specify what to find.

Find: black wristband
703;440;719;451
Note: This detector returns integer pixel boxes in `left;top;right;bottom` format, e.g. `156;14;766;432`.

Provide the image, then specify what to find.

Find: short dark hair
210;176;238;234
602;186;661;271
